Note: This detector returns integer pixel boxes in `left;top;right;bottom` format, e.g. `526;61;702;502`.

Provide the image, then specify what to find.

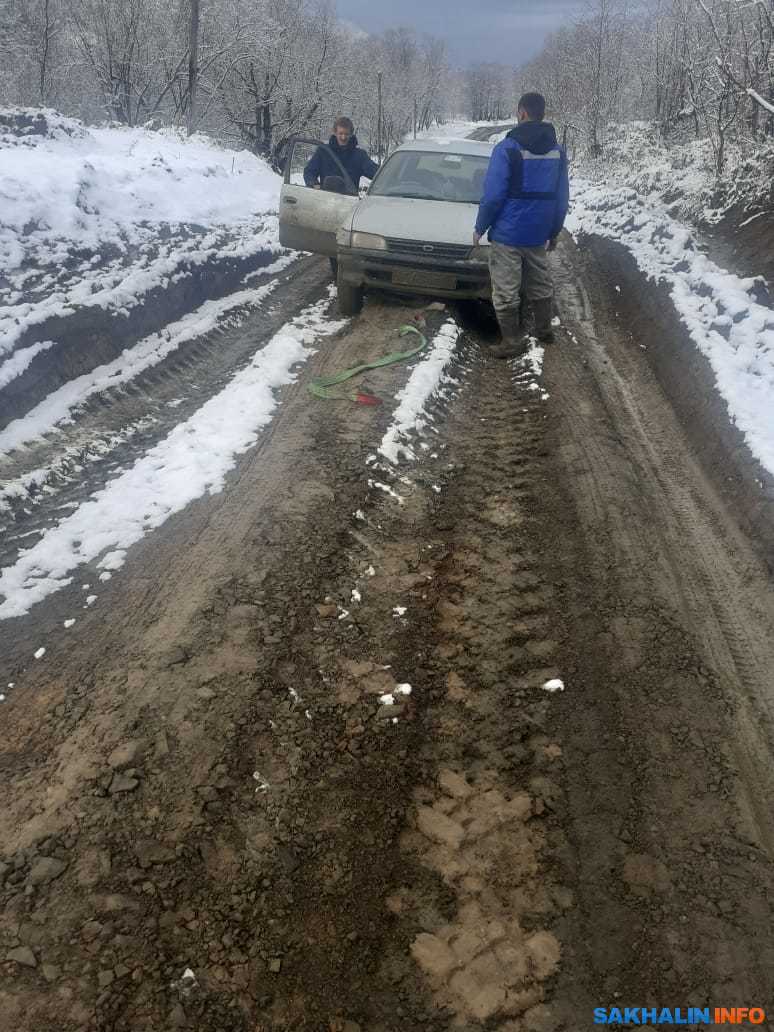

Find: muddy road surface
2;230;774;1032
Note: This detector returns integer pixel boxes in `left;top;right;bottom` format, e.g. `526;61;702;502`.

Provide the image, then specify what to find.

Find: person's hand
546;236;558;252
473;231;481;246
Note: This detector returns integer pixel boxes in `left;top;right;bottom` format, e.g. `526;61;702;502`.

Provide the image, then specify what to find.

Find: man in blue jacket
474;92;569;359
304;116;379;192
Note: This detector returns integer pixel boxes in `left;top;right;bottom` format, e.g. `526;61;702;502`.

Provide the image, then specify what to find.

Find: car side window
285;138;356;194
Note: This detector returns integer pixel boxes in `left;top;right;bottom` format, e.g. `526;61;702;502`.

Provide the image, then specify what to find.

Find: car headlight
470;244;490;262
350;231;387;250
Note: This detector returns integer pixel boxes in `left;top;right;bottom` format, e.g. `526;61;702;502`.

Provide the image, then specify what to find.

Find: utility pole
187;0;200;136
413;97;417;139
376;71;383;161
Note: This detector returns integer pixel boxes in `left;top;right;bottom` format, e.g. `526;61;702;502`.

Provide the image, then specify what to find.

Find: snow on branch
747;88;774;116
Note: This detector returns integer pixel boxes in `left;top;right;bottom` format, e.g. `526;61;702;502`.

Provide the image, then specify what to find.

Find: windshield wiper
382;191;437;200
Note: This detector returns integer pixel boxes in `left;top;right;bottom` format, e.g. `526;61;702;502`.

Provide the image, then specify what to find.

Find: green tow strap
308;324;427;404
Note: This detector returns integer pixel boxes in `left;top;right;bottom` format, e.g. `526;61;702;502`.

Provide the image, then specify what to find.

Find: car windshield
369;150;489;203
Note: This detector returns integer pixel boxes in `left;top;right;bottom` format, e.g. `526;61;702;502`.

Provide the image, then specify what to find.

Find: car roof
394;138;494;157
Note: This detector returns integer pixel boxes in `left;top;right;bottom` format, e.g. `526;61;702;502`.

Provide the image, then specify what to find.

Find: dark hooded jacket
475;121;569;247
303;134;379;190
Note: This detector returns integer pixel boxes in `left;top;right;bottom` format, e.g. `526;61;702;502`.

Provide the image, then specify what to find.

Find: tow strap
307;323;427;404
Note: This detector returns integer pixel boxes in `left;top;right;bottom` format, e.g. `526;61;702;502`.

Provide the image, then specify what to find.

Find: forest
2;0;773;176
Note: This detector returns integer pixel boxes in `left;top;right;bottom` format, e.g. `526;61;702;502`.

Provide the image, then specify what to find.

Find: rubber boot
533;297;555;344
490;310;528;360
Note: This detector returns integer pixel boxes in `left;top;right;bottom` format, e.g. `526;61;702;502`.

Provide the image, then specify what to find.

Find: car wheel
337;276;363;316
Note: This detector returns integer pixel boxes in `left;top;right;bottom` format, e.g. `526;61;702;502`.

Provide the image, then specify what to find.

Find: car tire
329;257;338;279
337;276;364;317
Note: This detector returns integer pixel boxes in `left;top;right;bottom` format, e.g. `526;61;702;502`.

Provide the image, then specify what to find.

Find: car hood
352;195;479;245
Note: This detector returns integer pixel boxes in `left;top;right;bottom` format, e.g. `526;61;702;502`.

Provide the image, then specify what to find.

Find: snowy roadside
0;109;284;375
579;122;774;227
0;288;345;621
567;179;774;476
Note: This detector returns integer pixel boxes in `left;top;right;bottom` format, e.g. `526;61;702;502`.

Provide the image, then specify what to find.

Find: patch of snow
63;618;75;628
542;678;565;693
369;479;405;505
392;606;407;617
34;646;45;659
0;340;55;389
379;319;461;465
738;211;769;228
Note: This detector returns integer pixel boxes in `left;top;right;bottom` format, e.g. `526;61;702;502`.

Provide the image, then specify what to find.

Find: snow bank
0;109;281;274
0;109;284;364
0;290;345;620
567;179;774;476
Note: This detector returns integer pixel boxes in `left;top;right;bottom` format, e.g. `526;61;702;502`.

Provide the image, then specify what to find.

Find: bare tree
187;0;199;135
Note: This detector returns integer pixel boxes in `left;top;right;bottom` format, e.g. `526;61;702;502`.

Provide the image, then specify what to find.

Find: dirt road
2;225;774;1031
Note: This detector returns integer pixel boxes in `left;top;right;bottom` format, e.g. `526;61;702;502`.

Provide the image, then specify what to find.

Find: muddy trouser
488;241;553;317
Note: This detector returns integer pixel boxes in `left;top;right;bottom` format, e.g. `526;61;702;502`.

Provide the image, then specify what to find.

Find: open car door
279;137;360;256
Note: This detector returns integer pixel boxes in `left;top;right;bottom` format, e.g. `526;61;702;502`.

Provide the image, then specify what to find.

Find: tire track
0;258;328;569
393;351;573;1029
553;241;774;855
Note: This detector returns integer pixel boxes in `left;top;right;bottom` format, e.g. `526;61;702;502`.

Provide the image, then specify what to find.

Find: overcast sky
335;0;585;67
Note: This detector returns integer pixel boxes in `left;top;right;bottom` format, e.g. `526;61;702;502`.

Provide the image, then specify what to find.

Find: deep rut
0;258;328;569
390;352;575;1030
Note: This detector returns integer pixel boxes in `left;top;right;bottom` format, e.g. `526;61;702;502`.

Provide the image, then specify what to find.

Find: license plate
392;268;457;290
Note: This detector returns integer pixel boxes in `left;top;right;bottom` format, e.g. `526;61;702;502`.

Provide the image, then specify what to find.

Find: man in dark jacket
474;92;569;359
304;116;378;191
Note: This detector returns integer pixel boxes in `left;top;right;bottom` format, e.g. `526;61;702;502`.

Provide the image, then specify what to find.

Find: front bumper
337;246;491;300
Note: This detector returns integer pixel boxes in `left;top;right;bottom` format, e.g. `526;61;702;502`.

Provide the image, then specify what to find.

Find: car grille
385;237;472;261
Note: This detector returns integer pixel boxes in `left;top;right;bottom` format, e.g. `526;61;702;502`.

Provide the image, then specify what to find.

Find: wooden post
187;0;200;136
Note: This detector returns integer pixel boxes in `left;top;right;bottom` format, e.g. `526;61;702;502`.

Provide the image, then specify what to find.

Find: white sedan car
279;137;493;315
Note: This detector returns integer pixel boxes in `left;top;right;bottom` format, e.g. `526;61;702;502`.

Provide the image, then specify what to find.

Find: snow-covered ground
411;118;504;145
567;180;774;477
0;109;283;363
579;121;774;225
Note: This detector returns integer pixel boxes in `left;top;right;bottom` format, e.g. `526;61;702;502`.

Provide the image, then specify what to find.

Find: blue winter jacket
475;122;569;247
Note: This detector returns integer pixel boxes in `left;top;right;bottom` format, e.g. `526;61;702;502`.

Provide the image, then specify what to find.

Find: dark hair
334;116;354;132
517;92;546;121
